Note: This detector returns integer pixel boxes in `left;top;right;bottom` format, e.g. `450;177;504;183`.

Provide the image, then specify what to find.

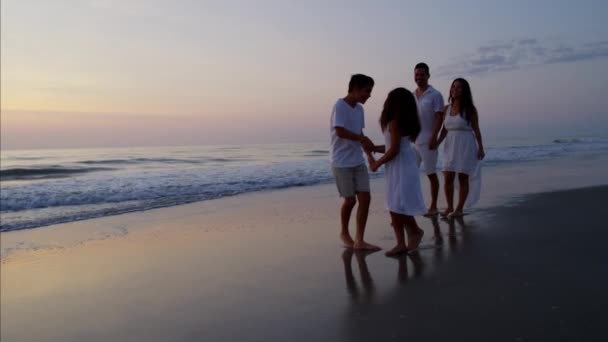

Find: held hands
361;136;374;153
361;135;379;171
428;138;438;150
478;148;485;160
366;151;379;172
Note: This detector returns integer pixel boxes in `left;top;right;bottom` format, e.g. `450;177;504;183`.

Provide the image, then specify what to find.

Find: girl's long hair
449;78;477;123
379;87;420;142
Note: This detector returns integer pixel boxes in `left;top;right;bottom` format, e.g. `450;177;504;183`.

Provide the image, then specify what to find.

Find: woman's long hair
448;78;476;123
379;88;420;142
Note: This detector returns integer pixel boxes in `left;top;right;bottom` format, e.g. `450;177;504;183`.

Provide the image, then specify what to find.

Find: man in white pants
413;63;445;216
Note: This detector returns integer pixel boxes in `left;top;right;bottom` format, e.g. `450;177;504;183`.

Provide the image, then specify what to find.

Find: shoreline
2;184;607;341
2;145;608;234
3;151;608;260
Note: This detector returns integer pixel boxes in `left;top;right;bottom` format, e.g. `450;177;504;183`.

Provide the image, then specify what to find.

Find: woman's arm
470;109;485;160
368;120;401;172
372;145;385;153
364;145;384;167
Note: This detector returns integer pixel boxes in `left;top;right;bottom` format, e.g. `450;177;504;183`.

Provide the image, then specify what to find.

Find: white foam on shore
2;137;607;232
2;151;608;261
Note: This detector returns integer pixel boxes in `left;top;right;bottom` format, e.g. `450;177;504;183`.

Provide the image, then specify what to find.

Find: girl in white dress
437;78;485;217
366;88;427;256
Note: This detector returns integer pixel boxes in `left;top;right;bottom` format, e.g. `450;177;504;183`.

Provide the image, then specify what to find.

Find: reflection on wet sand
341;186;608;341
343;215;475;300
342;249;377;305
341;215;476;341
444;215;472;254
431;215;443;247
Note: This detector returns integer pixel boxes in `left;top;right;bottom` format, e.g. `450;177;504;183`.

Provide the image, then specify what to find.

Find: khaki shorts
332;164;370;197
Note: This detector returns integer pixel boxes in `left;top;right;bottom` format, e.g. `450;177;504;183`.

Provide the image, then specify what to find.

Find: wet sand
2;163;608;341
340;185;608;341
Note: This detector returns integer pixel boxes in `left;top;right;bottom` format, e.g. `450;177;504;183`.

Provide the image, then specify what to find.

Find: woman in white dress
437;78;485;217
366;88;427;256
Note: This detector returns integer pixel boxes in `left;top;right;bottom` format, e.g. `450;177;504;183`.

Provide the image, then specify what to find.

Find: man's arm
435;104;449;147
332;102;368;143
335;127;375;152
428;111;444;150
334;126;365;142
437;125;447;146
428;93;445;150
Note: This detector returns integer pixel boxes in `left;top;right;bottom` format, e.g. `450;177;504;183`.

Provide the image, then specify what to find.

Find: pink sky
2;1;607;149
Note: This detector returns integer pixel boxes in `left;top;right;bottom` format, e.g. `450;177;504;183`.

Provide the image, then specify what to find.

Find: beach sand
2;155;608;341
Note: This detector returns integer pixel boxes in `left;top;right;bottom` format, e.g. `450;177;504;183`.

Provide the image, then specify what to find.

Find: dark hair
379;88;421;142
348;74;375;92
449;78;476;124
414;62;430;75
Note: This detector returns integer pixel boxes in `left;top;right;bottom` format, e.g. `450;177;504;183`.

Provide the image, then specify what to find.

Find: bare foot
354;249;379;259
424;208;439;217
448;210;464;218
385;245;408;257
340;234;355;248
408;229;425;251
353;240;381;251
440;208;454;217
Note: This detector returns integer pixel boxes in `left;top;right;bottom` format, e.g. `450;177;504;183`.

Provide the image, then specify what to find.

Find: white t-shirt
414;85;445;145
330;98;366;168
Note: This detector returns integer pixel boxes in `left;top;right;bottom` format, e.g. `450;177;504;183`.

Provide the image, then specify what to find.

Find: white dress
442;105;481;207
383;129;427;216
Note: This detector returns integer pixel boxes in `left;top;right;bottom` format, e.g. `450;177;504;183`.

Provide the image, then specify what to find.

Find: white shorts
414;144;439;175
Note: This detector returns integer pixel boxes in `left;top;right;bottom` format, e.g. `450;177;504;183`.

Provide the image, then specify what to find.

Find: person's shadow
341;216;474;307
340;215;478;340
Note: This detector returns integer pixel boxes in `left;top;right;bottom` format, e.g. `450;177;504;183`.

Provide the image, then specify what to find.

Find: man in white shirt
330;74;380;251
413;63;445;216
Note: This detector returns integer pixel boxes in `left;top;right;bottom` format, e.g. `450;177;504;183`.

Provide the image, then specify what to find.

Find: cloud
584;40;608;48
517;38;537;45
478;42;514;54
436;37;608;78
472;55;507;66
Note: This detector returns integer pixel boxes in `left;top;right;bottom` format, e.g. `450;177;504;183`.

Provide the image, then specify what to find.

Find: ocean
2;134;608;232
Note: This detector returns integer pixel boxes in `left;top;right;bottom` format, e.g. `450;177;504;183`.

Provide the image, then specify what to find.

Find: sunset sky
2;0;607;149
